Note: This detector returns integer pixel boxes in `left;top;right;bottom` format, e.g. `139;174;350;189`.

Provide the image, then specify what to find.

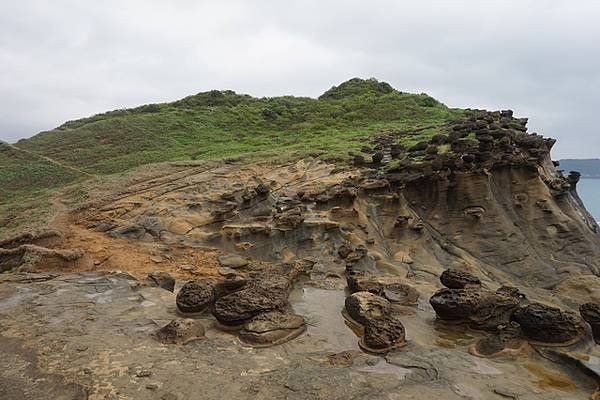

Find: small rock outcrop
344;291;406;353
154;319;206;345
511;303;585;344
430;287;520;332
213;276;293;327
239;311;306;347
148;271;175;292
176;279;218;315
440;268;481;289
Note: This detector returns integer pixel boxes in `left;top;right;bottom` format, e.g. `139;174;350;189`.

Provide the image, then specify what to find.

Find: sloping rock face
4;110;600;398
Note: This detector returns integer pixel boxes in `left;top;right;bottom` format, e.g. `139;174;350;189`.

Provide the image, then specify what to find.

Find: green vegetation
1;78;465;234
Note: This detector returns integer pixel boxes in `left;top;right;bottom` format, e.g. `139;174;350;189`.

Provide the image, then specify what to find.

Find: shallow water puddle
524;363;578;392
432;323;475;349
290;287;359;351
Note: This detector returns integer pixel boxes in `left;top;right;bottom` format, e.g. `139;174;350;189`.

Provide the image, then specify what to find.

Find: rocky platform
2;110;600;399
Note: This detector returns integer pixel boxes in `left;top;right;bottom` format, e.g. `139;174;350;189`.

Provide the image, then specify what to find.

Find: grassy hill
0;78;464;234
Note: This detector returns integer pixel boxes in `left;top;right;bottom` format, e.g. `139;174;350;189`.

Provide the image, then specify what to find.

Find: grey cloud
1;0;599;158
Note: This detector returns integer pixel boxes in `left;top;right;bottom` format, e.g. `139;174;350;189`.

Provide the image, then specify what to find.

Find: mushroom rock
430;287;520;332
344;291;391;325
238;311;306;347
176;279;218;315
439;268;481;289
213;276;292;327
361;314;406;353
511;303;586;345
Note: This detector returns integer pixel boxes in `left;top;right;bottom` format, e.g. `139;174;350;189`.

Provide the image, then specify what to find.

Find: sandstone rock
382;282;420;305
580;303;600;344
344;292;391;325
345;273;419;305
217;255;249;269
213;276;292;326
430;288;520;332
359;179;389;191
430;288;481;321
176;279;218;315
337;244;353;259
440;269;481;289
344;292;405;353
568;171;581;189
274;207;304;230
361;314;406;353
210;202;237;222
239;311;306;347
148;271;175;292
511;303;585;344
154;319;205;345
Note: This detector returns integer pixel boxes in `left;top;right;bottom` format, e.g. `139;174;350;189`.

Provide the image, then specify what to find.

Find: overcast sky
1;1;599;158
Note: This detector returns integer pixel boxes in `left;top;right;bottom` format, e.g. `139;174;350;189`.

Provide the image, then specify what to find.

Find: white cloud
1;0;599;158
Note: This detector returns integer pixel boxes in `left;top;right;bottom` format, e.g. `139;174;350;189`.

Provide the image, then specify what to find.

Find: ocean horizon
578;178;600;221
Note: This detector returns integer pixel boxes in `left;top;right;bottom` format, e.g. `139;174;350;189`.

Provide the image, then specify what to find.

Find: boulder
345;292;391;325
213;276;292;326
344;291;391;325
239;311;306;347
430;288;520;332
429;288;481;321
154;319;205;345
274;207;304;230
361;314;406;353
147;271;175;292
440;268;481;289
511;303;585;344
176;279;218;315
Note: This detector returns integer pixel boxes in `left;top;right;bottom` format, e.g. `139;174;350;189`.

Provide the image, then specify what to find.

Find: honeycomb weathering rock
512;303;586;344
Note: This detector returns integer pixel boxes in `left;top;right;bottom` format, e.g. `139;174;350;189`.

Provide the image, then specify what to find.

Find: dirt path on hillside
5;142;95;177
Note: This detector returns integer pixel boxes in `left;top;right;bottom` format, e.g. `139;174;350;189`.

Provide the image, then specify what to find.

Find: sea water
578;179;600;221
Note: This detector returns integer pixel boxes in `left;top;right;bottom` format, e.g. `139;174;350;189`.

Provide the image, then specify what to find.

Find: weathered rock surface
176;279;218;315
148;271;176;292
213;276;293;326
512;303;586;344
430;287;520;332
239;311;306;347
580;303;600;344
440;268;481;289
344;292;391;325
154;318;206;344
344;292;406;353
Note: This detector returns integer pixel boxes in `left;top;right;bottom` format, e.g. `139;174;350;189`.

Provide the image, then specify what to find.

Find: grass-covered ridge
1;78;464;233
